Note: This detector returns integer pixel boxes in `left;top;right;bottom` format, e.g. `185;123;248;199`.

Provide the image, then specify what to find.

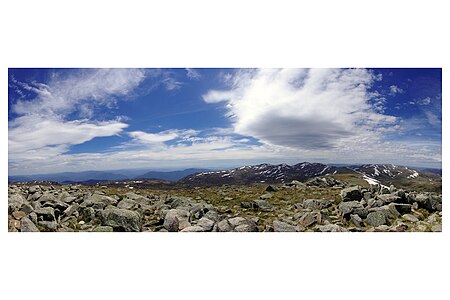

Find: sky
8;68;442;175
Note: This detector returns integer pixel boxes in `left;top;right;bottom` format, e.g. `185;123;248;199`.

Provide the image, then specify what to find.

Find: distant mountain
9;170;129;183
181;162;354;185
8;168;212;183
135;168;212;181
180;162;441;192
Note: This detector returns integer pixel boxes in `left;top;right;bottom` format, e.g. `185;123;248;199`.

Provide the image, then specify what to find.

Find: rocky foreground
8;177;442;232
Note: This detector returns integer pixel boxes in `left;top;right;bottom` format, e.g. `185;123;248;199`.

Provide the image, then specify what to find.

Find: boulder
376;194;401;204
82;194;118;209
350;214;363;227
63;203;80;217
12;211;26;220
303;199;332;210
180;225;206;232
35;207;56;221
259;193;272;200
402;214;419;223
92;226;114;232
289;180;306;188
79;206;96;222
196;217;215;231
240;201;254;209
217;219;233;232
8;193;26;213
315;224;348;232
339;201;367;219
20;217;39;232
265;185;277;192
228;217;258;232
299;211;320;227
21;203;34;214
340;186;362;201
273;220;297;232
117;198;138;210
101;207;141;232
366;211;387;227
390;203;412;215
252;199;273;211
431;224;442;232
38;220;57;231
163;209;190;232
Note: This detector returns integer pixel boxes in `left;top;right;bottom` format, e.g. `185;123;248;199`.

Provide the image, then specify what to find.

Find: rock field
8;177;442;232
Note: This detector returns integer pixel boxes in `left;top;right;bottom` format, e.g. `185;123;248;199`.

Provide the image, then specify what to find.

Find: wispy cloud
8;69;145;164
186;68;201;80
389;85;404;95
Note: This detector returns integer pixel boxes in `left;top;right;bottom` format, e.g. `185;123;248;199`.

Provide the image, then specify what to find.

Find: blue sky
8;68;441;175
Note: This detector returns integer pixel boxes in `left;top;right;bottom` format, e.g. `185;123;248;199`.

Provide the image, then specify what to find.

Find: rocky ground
8;177;442;232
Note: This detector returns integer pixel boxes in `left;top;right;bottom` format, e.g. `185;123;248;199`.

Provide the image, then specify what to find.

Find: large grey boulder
8;193;26;213
252;199;273;211
35;207;56;221
20;217;39;232
273;220;297;232
316;224;348;232
339;201;368;219
340;186;362;201
117;198;138;210
376;194;401;204
63;203;79;217
217;219;233;232
390;203;412;215
298;211;321;227
101;207;141;232
302;199;332;210
163;209;190;232
82;194;118;209
180;225;206;232
196;217;215;231
228;217;258;232
366;211;387;227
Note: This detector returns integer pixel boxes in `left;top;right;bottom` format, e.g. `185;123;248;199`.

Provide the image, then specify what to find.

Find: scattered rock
303;199;332;210
92;226;114;232
20;217;39;232
197;217;215;231
273;220;297;232
366;211;387;227
217;219;233;232
12;211;26;220
431;224;442;232
315;224;348;232
101;207;141;232
181;225;206;232
163;209;190;232
402;214;419;223
340;186;362;201
265;185;277;192
350;214;363;227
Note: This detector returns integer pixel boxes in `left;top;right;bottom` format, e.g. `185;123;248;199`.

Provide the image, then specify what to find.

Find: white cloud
128;129;199;144
9;115;128;160
8;69;146;168
417;97;431;105
186;68;201;80
12;69;146;117
389;85;404;95
203;68;398;150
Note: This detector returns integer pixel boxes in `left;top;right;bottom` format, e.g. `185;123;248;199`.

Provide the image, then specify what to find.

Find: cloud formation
203;68;397;150
9;69;145;162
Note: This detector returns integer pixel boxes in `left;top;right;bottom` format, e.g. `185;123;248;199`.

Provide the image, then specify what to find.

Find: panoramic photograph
8;68;442;232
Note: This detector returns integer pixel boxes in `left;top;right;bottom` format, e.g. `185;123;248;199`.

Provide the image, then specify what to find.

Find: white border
1;1;448;300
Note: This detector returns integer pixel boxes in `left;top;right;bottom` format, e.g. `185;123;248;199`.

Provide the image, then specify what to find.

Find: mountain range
8;168;211;183
9;163;441;193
